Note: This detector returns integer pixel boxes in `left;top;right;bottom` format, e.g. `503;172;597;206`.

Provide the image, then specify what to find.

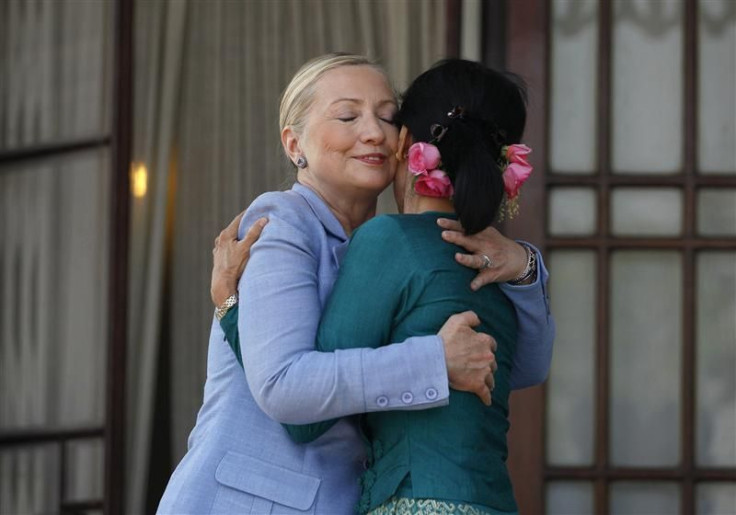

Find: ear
281;126;302;166
395;126;412;162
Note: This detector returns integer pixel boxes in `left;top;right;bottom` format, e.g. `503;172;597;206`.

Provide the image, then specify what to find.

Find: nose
360;114;386;145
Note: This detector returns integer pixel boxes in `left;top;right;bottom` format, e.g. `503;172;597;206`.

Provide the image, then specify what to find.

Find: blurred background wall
0;1;734;514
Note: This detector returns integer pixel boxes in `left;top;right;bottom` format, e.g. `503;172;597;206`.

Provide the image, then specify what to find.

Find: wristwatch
215;293;238;321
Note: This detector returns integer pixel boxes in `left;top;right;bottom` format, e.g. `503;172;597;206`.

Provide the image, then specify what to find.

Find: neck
297;174;377;235
404;194;454;216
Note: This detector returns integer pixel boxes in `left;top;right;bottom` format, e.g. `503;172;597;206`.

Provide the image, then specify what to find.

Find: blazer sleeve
238;199;449;425
499;243;556;389
283;217;415;442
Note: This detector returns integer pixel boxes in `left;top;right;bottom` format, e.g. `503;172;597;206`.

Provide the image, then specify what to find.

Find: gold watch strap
215;293;238;321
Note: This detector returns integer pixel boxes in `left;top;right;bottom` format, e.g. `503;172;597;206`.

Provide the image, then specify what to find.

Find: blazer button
425;387;438;400
376;395;389;407
401;392;413;404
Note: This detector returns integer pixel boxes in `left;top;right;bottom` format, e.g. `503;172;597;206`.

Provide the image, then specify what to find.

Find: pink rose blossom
506;144;531;166
408;142;441;175
503;161;533;199
414;170;454;198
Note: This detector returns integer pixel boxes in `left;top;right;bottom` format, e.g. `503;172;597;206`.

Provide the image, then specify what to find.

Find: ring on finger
481;254;493;269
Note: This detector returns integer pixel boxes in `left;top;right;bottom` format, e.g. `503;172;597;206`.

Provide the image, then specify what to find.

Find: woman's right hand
211;212;268;307
437;218;529;290
438;311;498;406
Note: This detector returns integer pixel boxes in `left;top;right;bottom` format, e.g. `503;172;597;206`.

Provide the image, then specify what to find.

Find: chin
363;182;392;198
353;175;393;195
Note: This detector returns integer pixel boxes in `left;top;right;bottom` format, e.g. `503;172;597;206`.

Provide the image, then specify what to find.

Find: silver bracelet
508;243;537;285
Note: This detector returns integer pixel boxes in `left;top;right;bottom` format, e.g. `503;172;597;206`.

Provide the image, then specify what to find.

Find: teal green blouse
281;213;518;513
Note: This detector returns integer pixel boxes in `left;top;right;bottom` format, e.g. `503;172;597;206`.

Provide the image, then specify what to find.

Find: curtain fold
126;0;189;512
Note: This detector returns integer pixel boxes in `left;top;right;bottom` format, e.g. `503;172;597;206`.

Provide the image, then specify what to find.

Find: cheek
304;126;349;162
319;127;355;155
385;126;399;150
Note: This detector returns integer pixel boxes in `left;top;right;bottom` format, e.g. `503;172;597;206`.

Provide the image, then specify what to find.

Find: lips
354;153;387;165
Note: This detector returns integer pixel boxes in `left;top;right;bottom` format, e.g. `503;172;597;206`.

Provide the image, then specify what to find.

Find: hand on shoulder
211;211;268;306
436;218;529;290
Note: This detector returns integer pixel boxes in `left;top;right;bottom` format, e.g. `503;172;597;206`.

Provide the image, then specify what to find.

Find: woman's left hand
437;218;528;291
211;212;268;307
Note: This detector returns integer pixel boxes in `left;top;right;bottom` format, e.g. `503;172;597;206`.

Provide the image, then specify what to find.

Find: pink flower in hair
506;144;531;166
414;170;454;198
502;144;533;199
408;142;441;176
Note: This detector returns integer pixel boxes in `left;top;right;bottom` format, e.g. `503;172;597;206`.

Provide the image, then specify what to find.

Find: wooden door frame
503;1;549;513
106;0;133;512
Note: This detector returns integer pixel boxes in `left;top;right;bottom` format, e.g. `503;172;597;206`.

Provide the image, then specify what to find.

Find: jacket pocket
214;451;321;511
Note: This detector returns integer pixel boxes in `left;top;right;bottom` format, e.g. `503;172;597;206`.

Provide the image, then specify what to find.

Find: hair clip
429;123;448;143
447;106;465;119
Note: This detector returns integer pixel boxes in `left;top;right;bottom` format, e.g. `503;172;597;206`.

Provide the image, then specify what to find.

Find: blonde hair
279;53;392;136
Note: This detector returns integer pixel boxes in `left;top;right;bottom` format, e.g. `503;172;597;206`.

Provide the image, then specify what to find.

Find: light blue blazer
157;183;554;514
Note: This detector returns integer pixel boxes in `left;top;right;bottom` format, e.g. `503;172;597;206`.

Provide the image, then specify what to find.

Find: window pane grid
546;239;736;250
545;467;736;481
547;174;736;186
544;0;736;514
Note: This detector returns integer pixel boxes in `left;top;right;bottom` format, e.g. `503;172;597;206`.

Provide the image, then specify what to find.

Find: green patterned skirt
366;496;498;515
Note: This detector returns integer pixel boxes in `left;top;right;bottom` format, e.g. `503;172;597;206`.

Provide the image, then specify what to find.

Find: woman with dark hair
285;59;533;514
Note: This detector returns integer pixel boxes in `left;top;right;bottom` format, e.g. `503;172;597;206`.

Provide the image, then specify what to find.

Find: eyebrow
329;98;397;108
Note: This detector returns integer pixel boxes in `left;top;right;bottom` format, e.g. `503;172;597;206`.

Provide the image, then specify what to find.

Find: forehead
311;65;395;107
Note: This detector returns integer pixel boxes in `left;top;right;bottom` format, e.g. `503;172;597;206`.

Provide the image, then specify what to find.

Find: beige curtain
127;0;189;512
0;0;112;512
167;0;448;470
